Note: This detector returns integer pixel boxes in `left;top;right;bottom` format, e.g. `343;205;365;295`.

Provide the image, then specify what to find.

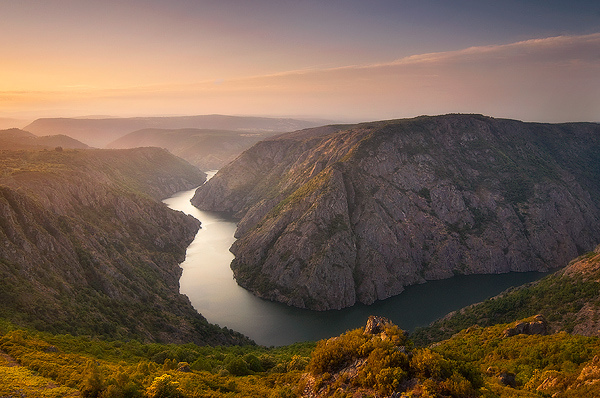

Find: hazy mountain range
24;114;329;148
106;128;283;171
0;128;89;150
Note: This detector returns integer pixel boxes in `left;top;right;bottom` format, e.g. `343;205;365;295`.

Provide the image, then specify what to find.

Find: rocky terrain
192;114;600;310
0;147;249;345
107;127;283;170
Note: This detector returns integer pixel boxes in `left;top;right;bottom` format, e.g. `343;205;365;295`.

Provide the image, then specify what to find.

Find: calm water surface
164;174;548;346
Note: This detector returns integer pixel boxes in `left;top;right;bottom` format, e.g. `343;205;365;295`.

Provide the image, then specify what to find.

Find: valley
192;114;600;311
1;113;600;397
0;147;248;345
167;185;549;346
25;115;326;149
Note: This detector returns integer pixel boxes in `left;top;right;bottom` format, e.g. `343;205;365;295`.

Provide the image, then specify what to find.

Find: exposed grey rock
364;315;394;335
192;114;600;310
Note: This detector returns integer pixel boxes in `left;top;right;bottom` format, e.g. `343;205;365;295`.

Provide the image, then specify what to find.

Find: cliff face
0;148;249;345
192;114;600;311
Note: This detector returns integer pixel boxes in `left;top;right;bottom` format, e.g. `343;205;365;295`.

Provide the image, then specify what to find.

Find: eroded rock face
192;114;600;310
0;148;250;345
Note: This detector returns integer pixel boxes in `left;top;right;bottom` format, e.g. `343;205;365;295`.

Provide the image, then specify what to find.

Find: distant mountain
0;147;249;345
25;115;329;148
0;128;89;150
192;114;600;310
107;127;283;171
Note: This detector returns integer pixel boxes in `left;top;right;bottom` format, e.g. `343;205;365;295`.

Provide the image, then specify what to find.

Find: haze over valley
2;1;600;397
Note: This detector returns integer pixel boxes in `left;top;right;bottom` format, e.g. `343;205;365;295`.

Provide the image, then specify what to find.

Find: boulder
502;315;548;338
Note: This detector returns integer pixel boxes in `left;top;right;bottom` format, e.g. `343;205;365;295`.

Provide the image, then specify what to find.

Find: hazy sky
2;0;600;122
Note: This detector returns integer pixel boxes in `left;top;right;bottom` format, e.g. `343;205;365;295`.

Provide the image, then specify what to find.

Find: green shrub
226;358;251;376
244;354;264;372
145;374;183;398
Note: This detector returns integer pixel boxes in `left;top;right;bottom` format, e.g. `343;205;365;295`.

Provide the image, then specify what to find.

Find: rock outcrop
364;315;395;335
192;114;600;311
0;147;250;345
502;315;548;338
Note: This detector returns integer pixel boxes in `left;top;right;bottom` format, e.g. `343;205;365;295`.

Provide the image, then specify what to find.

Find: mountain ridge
192;114;600;310
106;127;285;170
25;115;329;148
0;128;89;150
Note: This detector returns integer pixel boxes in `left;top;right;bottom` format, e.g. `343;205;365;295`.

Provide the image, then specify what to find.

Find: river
164;174;548;346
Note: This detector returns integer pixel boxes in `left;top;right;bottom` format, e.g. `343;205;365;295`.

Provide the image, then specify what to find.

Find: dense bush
307;324;481;397
0;323;313;398
3;315;600;397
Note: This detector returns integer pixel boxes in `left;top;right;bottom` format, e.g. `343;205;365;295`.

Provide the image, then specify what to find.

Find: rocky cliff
0;147;249;345
191;114;600;310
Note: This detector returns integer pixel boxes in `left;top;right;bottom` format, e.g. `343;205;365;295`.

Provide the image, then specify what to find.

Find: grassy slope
0;320;313;398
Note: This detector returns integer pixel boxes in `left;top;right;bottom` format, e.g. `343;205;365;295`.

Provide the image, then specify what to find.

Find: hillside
2;311;600;397
107;127;282;170
2;244;600;397
412;244;600;346
0;128;89;150
192;114;600;310
0;147;249;345
25;115;327;148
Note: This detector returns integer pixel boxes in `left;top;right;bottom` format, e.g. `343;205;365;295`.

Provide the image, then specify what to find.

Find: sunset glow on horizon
2;1;599;124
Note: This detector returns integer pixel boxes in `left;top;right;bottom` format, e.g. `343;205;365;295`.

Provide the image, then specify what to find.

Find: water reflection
164;177;548;346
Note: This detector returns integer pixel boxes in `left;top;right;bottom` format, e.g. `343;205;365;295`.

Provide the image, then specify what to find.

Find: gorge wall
0;147;249;345
191;114;600;310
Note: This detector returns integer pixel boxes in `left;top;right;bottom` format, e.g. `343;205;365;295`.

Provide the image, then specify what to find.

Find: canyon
192;114;600;310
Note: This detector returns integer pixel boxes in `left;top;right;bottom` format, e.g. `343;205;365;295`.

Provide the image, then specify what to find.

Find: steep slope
107;127;282;170
0;148;249;345
25;115;327;148
192;114;600;310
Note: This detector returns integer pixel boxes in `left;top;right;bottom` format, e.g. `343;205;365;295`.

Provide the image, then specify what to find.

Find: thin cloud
2;33;599;121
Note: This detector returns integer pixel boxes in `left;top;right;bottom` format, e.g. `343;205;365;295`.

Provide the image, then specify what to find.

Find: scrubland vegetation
0;320;313;398
2;312;600;398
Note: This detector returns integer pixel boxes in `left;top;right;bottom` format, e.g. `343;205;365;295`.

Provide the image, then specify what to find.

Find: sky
1;0;600;123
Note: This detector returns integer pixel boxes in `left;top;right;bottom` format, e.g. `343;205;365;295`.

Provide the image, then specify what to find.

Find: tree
145;374;183;398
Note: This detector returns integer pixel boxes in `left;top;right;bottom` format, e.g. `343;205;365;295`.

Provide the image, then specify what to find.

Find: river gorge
164;174;549;346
